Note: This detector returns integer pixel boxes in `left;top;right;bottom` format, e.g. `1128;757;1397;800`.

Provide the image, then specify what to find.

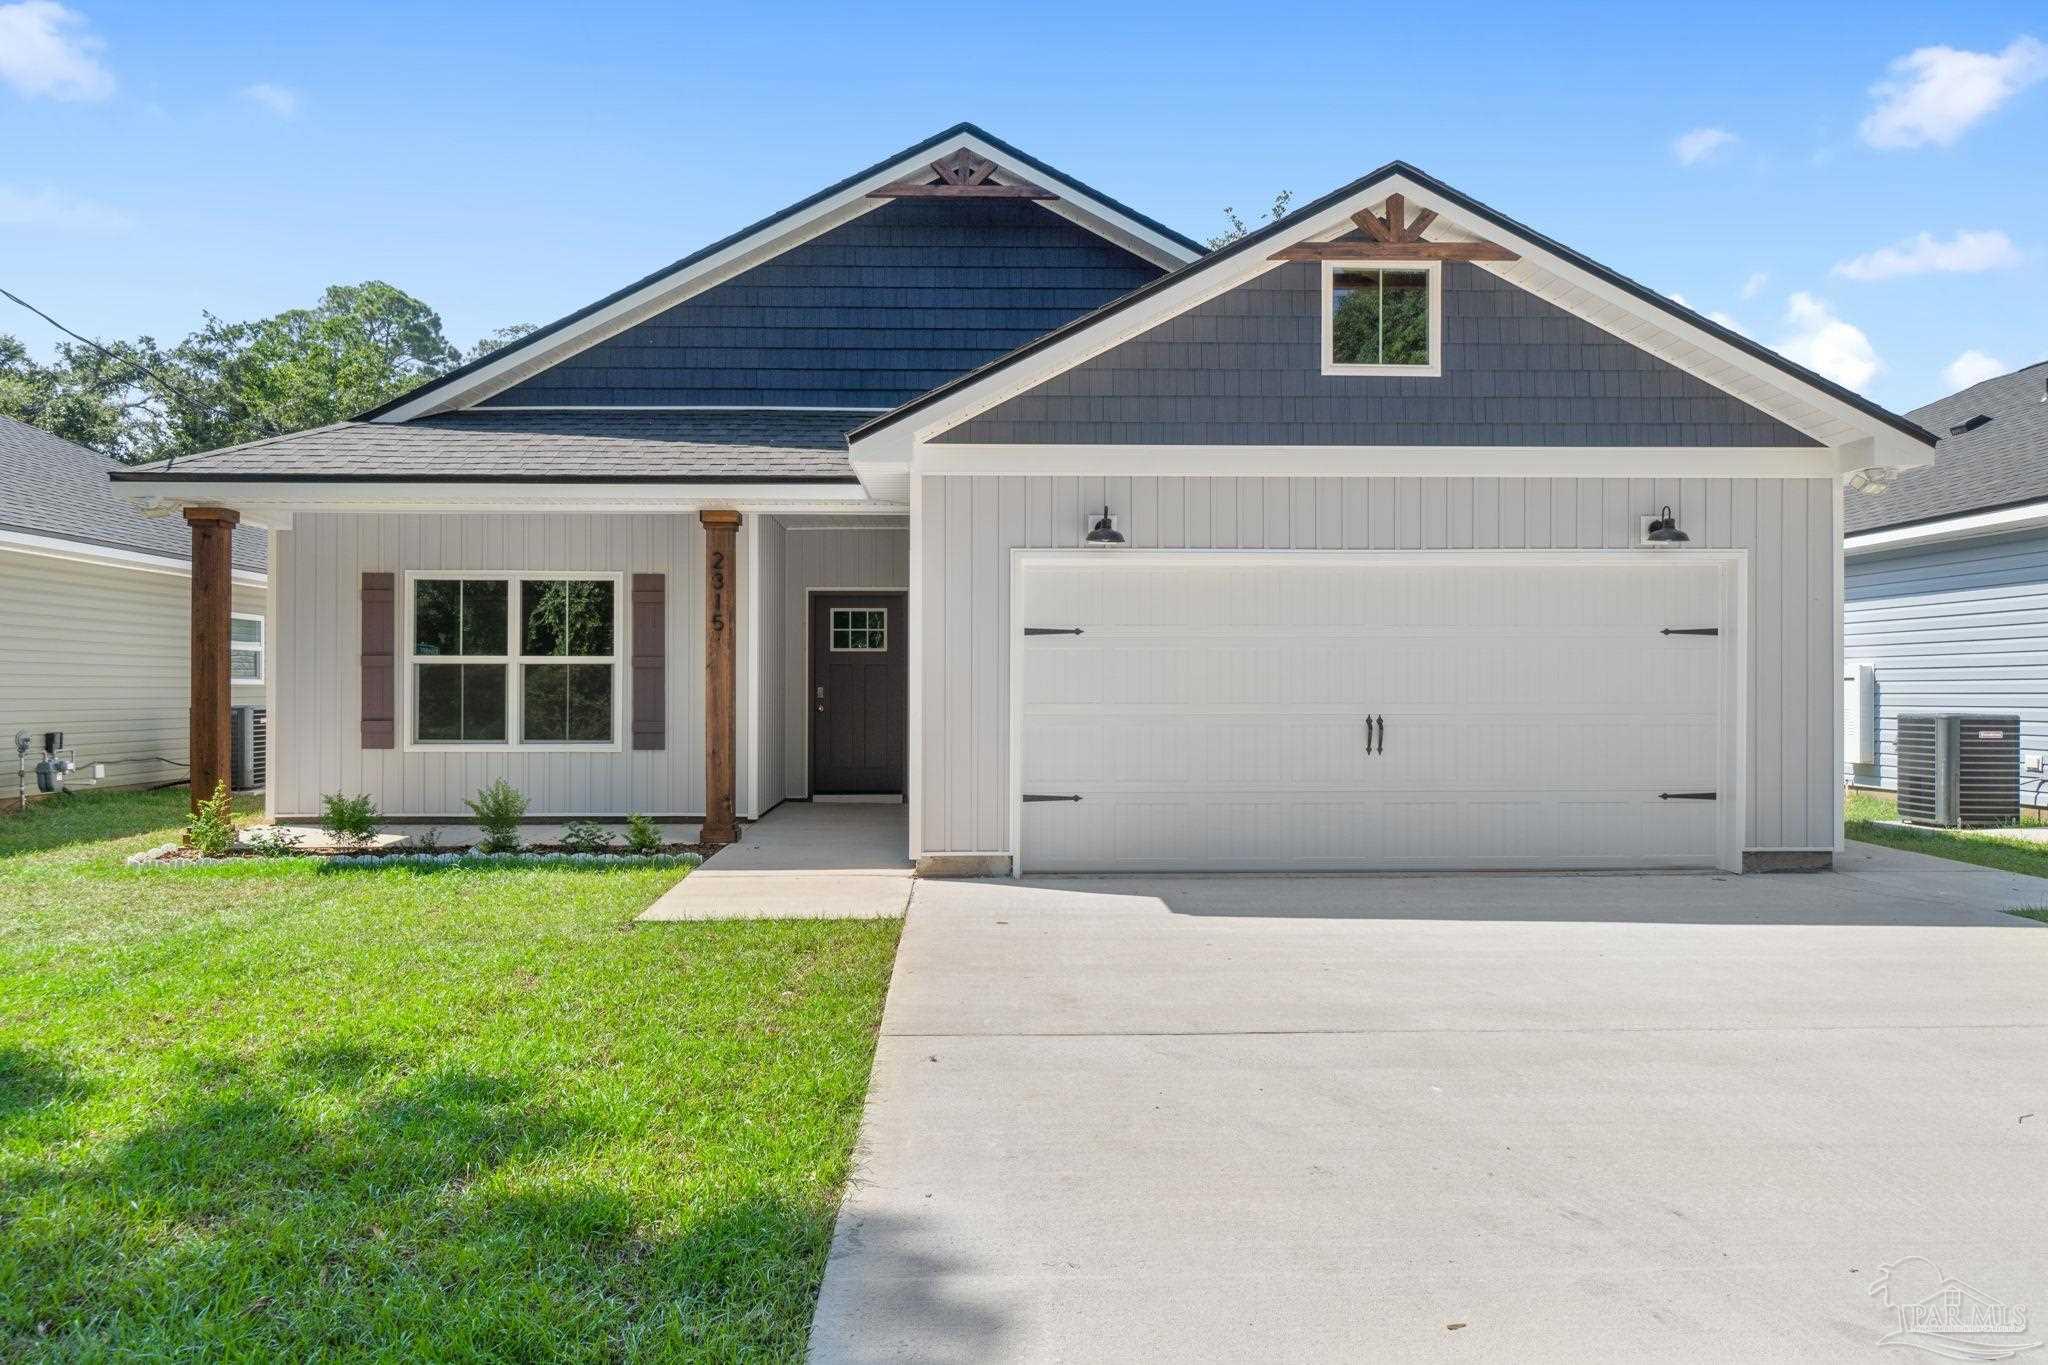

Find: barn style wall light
1084;505;1126;546
1644;505;1690;545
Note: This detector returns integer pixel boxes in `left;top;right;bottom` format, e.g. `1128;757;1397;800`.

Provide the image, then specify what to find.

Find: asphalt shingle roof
109;409;866;484
0;415;266;573
1845;361;2048;534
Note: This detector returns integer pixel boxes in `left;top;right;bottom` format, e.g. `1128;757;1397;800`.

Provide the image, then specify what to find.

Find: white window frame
828;606;889;652
401;570;625;753
230;612;265;685
1320;259;1442;378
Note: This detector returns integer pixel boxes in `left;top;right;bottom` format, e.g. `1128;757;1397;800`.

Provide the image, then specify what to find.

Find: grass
1846;787;2048;885
0;787;901;1361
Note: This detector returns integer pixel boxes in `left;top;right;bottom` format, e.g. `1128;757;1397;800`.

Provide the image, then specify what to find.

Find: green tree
130;281;461;461
464;323;537;365
0;333;129;453
1208;190;1294;248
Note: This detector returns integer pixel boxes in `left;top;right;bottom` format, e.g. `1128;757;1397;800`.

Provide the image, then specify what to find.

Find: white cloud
1860;35;2048;148
1832;228;2023;281
1666;292;1689;307
1942;349;2009;390
1671;127;1738;165
1740;272;1769;300
1776;293;1882;390
0;1;113;101
1706;310;1745;335
0;183;129;233
240;82;299;117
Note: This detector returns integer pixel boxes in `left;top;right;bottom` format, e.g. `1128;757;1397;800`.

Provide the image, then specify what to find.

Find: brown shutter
360;572;396;749
631;573;665;750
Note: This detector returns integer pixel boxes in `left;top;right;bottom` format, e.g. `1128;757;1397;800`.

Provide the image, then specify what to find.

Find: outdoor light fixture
1084;505;1126;546
1644;506;1690;545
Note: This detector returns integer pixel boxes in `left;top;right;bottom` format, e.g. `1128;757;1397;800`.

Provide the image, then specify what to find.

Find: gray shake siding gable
939;262;1817;447
483;199;1165;409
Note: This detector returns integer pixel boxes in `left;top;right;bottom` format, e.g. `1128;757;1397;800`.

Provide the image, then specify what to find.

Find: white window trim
1318;260;1442;378
231;612;265;685
401;570;626;753
829;606;889;652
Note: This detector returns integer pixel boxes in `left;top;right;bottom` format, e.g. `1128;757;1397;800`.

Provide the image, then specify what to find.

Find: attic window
1950;414;1992;436
1323;261;1440;377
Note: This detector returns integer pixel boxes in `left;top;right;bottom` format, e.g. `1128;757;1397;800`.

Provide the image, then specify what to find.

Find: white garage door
1017;554;1738;873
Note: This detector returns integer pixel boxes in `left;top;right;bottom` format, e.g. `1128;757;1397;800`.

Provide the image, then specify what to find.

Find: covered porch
127;493;908;849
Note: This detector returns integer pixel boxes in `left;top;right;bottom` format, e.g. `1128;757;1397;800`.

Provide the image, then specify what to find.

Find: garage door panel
1020;556;1734;872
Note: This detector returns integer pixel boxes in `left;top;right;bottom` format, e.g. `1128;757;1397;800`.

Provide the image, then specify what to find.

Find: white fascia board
0;526;266;588
114;481;881;521
913;444;1845;479
373;135;1196;424
861;171;1930;471
1844;499;2048;555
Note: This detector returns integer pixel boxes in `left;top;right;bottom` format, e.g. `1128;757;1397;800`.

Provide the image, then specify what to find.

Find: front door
810;592;908;795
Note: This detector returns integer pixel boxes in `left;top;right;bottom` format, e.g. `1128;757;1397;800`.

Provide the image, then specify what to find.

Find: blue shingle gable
483;199;1165;409
936;262;1818;448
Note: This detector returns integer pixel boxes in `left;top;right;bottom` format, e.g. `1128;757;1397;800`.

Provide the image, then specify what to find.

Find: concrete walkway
638;801;910;921
810;842;2048;1363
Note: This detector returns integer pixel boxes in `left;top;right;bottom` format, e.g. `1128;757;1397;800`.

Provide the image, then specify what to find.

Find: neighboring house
110;124;1935;873
1;415;267;802
1844;361;2048;805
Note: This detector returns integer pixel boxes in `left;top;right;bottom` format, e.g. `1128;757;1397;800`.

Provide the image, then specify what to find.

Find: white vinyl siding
0;547;266;794
1844;528;2048;804
916;474;1839;857
270;513;704;818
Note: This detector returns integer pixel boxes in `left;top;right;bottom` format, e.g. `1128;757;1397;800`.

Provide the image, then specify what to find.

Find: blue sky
3;0;2043;413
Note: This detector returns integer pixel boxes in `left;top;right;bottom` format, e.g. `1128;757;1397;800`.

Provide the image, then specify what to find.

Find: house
109;124;1937;873
1;414;266;805
1844;361;2048;807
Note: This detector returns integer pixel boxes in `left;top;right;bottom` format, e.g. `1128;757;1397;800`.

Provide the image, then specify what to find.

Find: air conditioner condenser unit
1895;712;2018;829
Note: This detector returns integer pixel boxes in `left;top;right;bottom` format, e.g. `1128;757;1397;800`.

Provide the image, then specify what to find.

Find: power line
0;285;280;467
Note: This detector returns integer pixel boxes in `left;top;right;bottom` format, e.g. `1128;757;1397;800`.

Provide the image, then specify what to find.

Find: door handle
1374;715;1385;755
1366;714;1383;755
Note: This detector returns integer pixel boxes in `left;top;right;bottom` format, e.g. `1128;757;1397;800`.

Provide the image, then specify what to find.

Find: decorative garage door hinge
1022;793;1083;802
1023;627;1084;636
1657;791;1718;800
1660;627;1719;636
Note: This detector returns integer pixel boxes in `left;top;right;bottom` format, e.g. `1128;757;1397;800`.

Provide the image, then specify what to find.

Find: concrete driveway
810;843;2048;1363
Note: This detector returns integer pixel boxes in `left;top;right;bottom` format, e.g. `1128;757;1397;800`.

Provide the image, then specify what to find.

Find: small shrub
186;780;237;857
623;813;665;856
320;792;382;848
559;819;613;854
410;826;443;853
465;779;528;853
243;824;304;856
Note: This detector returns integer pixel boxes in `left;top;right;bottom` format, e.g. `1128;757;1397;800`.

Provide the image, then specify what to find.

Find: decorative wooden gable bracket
1270;192;1519;262
868;149;1058;200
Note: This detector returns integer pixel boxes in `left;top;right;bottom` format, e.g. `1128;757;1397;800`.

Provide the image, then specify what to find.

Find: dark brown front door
810;592;907;795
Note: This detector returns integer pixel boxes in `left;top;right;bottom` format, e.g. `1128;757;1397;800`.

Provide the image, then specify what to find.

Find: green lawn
1846;787;2048;892
0;788;900;1361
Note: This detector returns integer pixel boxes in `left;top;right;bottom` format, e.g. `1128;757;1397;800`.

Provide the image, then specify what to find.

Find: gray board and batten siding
1846;528;2048;805
938;262;1818;448
916;474;1839;857
481;199;1167;410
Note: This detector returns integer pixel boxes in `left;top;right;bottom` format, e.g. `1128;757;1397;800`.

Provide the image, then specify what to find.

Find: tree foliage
1208;190;1294;248
0;283;531;463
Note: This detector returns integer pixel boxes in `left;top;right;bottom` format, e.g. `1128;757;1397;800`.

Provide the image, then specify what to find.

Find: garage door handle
1374;715;1385;754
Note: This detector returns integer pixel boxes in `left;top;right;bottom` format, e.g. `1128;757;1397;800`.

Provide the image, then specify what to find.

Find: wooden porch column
699;509;742;846
184;506;239;813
